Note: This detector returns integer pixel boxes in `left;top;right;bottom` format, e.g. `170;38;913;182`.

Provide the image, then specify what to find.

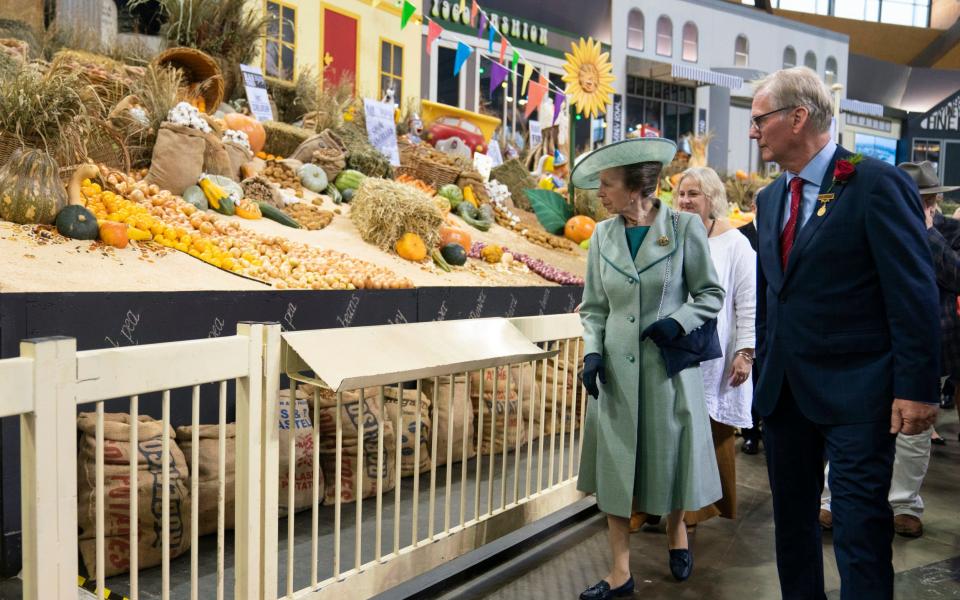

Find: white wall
728;105;756;174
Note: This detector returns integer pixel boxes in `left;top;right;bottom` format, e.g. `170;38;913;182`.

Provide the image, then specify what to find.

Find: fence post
19;337;77;600
260;323;281;599
235;323;265;600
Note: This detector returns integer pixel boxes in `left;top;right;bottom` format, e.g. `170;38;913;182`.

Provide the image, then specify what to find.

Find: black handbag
653;212;722;377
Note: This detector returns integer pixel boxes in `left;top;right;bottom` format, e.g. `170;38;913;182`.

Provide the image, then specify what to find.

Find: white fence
0;314;587;599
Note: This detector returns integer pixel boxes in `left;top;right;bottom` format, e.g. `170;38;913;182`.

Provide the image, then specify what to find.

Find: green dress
625;226;650;260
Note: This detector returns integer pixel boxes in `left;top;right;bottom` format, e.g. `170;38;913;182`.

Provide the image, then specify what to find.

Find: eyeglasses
750;106;796;131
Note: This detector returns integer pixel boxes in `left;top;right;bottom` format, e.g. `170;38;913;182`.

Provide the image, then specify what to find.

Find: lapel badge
816;193;835;217
657;235;670;247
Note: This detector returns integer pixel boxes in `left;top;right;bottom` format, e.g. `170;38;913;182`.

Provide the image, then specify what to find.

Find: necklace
708;218;717;236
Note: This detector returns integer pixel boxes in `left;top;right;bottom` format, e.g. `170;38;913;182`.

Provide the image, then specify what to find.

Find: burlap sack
223;141;253;181
470;365;538;454
314;389;397;505
77;413;191;579
175;424;235;537
312;147;347;181
278;391;321;516
291;130;347;180
381;386;432;477
422;375;475;466
202;131;234;179
145;123;206;195
534;342;585;436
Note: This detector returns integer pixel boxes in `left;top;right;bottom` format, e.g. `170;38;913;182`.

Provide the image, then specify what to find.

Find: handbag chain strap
656;211;680;320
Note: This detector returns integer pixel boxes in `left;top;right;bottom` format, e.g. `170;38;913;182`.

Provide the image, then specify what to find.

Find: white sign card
529;121;543;148
363;98;401;167
239;64;274;122
473;152;493;182
486;138;504;166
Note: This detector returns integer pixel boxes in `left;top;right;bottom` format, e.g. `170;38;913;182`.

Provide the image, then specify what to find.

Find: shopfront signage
611;94;623;143
430;1;549;46
920;95;960;131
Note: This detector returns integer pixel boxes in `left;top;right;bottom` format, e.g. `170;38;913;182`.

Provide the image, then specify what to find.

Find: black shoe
669;548;693;582
932;434;946;446
941;393;955;409
579;576;635;600
741;438;759;455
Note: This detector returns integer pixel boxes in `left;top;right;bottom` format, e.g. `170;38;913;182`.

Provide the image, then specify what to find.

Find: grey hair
754;66;834;133
678;167;728;219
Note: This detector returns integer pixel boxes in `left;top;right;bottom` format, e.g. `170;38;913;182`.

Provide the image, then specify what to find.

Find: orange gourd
99;221;129;249
564;215;596;244
439;225;472;251
395;232;427;261
235;199;262;219
223;113;266;154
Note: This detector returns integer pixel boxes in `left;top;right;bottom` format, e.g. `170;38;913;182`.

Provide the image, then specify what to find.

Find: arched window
825;56;838;85
656;16;672;57
783;46;796;68
628;9;644;51
734;35;749;67
682;22;698;62
804;51;817;71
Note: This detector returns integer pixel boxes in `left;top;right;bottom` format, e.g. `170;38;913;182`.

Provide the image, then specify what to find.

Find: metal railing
0;314;586;599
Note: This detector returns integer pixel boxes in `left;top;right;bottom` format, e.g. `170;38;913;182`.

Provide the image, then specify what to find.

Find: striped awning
840;99;885;117
671;64;744;90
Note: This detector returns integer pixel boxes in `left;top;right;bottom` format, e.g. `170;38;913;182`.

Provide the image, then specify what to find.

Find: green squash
341;188;355;203
298;163;328;193
440;243;467;266
438;184;464;209
334;169;366;192
55;205;99;240
456;202;494;232
325;183;342;204
182;185;208;210
0;148;68;225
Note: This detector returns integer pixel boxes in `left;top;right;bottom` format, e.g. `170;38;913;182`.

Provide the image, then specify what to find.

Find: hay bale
335;122;394;178
491;159;536;211
574;188;609;222
262;121;311;158
350;177;443;251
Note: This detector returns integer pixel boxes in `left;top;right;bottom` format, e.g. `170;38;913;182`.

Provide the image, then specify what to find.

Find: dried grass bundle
350;178;443;251
0;61;88;148
262;121;311;157
114;63;183;166
490;159;537;211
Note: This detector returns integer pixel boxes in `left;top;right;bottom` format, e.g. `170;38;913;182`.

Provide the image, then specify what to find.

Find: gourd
55;205;99;240
462;185;478;208
222;113;266;154
564;215;596;244
67;164;100;206
325;183;342;204
395;232;427;261
257;202;302;228
297;163;328;193
438;184;464;209
99;221;129;249
182;185;208;210
480;244;504;263
440;243;467;266
334;169;366;192
341;188;355;203
456;202;494;232
235;199;262;219
439;224;472;251
0;148;68;225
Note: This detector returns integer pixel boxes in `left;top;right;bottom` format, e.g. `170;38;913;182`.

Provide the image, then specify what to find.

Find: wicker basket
153;47;224;114
417;161;460;188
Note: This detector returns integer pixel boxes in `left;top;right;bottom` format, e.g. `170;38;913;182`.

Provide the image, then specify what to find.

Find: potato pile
261;160;303;198
281;203;334;230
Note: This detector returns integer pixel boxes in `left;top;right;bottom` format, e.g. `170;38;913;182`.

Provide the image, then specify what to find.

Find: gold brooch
816;193;835;217
657;236;670;246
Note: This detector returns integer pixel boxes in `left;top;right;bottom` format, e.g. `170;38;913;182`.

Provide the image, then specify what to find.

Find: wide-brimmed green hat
570;138;677;190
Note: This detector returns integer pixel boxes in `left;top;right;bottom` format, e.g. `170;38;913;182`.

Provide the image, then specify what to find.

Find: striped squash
0;149;67;225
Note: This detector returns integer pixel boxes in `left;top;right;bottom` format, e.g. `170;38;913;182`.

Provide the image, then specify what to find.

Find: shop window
734;35;749;67
656;16;672;57
628;10;644;51
682;22;698;62
825;56;838;85
379;40;403;103
436;46;461;108
912;139;940;173
804;51;817;71
265;0;296;81
783;46;796;68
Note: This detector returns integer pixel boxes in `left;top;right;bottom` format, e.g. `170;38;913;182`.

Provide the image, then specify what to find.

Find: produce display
261;160;303;198
281;202;334;231
469;242;584;286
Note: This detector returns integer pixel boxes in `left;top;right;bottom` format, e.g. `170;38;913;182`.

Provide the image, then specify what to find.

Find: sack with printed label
381;386;432;477
533;341;585;436
470;365;539;454
278;391;323;516
176;424;235;536
422;375;475;466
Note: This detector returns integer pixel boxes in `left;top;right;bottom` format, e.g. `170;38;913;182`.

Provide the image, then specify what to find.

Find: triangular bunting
488;21;495;52
525;81;547;118
454;41;473;76
427;20;443;55
521;62;533;95
511;50;520;75
552;93;565;125
499;34;507;64
489;62;509;95
400;0;416;29
478;13;487;38
471;1;480;26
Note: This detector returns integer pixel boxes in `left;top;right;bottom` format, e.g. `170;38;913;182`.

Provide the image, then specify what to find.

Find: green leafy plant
525;188;573;234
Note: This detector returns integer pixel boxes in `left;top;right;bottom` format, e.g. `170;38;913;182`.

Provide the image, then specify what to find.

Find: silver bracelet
735;351;754;364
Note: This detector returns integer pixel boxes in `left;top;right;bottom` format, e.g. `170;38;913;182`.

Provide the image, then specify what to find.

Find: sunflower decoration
561;38;616;120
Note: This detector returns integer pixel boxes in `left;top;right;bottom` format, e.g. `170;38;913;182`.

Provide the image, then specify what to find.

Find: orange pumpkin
439;225;472;251
564;215;596;244
395;232;427;261
223;113;266;154
99;221;129;249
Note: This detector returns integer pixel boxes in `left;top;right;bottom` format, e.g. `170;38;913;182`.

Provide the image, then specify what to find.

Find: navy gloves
641;318;683;347
582;353;606;399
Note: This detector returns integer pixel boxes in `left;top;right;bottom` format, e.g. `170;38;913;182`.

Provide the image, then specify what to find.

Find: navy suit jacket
755;146;940;424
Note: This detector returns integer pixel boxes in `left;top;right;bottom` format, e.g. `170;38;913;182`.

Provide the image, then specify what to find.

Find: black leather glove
582;353;606;399
641;318;683;347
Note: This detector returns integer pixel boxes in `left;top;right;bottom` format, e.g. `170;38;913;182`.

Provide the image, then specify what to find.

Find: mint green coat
577;207;724;518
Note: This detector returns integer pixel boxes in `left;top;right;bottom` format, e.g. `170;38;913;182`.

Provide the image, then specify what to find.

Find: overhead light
501;82;508;89
602;121;607;128
518;99;527;106
506;96;513;102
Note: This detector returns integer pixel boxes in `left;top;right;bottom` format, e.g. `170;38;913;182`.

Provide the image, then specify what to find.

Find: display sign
698;109;707;135
529;121;543;148
486;138;504;166
363;98;401;167
239;64;274;122
920;94;960;131
473;152;493;181
611;94;623;143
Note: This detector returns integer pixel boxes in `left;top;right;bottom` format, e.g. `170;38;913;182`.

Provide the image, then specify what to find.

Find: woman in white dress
676;166;756;529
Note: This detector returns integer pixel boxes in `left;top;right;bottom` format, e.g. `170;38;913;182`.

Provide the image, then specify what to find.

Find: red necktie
781;176;804;270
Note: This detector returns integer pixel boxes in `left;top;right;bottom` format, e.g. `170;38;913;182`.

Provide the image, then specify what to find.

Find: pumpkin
564;215;596;244
0;148;68;225
395;232;427;261
298;163;328;193
55;205;99;240
439;225;472;250
223;113;266;154
182;185;208;210
440;243;467;266
99;221;129;249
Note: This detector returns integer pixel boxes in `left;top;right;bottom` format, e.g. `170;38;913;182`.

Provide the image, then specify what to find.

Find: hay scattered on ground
349;177;442;251
491;158;537;211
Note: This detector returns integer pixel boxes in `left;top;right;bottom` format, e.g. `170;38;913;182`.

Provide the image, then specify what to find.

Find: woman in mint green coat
573;138;724;600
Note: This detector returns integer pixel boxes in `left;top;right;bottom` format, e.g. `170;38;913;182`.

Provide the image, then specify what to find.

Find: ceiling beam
911;14;960;67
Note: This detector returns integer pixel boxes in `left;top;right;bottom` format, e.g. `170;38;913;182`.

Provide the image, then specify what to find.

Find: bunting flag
499;33;507;64
552;93;566;124
539;72;548;86
471;1;480;26
511;50;520;75
489;61;509;95
525;80;547;118
478;13;487;38
426;20;443;55
488;21;495;52
521;62;533;95
453;41;473;76
400;0;416;29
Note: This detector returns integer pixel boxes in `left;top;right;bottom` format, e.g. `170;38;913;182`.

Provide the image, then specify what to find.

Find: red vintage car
426;116;488;154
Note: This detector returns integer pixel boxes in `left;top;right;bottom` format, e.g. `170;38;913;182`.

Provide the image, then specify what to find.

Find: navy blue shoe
579;576;635;599
669;548;693;582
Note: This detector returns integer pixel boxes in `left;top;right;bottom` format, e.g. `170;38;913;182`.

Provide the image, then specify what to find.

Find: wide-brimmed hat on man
571;137;677;190
898;161;959;195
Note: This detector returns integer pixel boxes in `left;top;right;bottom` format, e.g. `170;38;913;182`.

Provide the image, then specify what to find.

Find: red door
323;9;358;91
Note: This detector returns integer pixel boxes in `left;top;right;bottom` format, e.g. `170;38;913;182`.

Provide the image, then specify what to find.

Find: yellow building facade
252;0;422;103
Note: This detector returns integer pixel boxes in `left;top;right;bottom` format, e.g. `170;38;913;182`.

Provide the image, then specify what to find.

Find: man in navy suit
751;67;940;600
